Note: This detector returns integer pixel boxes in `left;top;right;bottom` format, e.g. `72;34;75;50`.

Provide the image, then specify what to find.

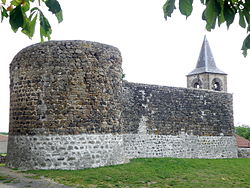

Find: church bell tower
187;36;227;92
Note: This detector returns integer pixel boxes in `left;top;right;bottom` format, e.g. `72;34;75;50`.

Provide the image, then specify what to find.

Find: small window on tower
213;82;220;91
194;82;201;89
191;78;202;89
212;78;222;91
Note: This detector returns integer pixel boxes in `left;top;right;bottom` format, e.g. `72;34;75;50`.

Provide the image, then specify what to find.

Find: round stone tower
7;40;125;169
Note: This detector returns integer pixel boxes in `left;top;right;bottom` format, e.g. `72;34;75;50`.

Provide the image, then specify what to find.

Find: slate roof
188;36;227;76
236;135;250;148
0;135;8;142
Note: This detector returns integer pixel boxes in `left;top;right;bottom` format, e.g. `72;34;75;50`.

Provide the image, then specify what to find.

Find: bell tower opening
186;36;227;92
212;78;223;91
194;83;201;89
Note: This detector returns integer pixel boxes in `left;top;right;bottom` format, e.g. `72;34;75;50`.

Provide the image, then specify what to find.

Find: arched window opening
212;78;223;91
194;82;201;89
213;82;220;91
191;78;202;89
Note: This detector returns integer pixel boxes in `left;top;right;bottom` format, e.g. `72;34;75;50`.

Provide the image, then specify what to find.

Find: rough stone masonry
7;40;238;170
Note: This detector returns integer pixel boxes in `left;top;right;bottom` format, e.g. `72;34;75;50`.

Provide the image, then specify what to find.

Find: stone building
7;38;238;170
187;36;227;92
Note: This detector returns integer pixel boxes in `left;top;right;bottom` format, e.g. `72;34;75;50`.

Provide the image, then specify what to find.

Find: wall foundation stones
7;134;125;169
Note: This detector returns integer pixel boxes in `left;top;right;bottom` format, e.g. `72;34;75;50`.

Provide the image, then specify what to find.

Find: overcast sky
1;0;250;132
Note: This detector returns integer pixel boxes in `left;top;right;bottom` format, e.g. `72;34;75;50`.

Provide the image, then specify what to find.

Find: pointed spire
188;35;226;75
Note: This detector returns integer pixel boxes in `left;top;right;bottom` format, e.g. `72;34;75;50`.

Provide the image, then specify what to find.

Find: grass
27;158;250;188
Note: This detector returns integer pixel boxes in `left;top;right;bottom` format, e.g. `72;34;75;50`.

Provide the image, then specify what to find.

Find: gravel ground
0;166;74;188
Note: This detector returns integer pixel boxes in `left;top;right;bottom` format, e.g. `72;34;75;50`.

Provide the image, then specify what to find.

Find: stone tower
7;40;125;169
187;36;227;92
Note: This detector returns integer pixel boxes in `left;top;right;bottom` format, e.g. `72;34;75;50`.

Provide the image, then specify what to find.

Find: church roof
188;36;227;76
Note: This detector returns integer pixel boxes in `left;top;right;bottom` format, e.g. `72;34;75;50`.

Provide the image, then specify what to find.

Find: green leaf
21;0;30;12
223;2;235;29
1;7;8;22
44;0;63;23
217;0;225;26
1;0;6;4
29;14;37;37
239;12;246;28
39;12;52;41
242;10;250;32
30;7;39;14
10;0;22;6
55;9;63;23
22;13;37;38
45;0;61;14
241;34;250;57
163;0;176;20
204;0;221;31
218;12;225;26
179;0;193;18
9;5;24;32
202;9;206;21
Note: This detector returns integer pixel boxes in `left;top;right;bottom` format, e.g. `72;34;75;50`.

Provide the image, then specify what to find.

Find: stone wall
121;81;234;136
9;40;123;135
7;134;125;170
124;134;237;159
8;40;125;169
7;40;238;170
238;148;250;158
7;133;238;169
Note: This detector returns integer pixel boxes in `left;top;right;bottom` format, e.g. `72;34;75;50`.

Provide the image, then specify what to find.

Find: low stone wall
7;134;125;170
124;134;238;159
7;133;238;169
238;148;250;158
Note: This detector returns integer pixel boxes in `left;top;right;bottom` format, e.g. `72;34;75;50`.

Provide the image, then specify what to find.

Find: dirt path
0;166;74;188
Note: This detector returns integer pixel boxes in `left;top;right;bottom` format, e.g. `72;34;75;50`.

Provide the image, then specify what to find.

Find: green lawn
27;158;250;188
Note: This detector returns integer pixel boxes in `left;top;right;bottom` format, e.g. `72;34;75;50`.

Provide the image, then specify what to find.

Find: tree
235;126;250;140
163;0;250;57
0;0;63;41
